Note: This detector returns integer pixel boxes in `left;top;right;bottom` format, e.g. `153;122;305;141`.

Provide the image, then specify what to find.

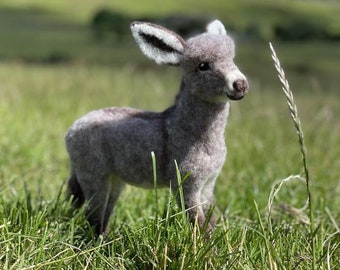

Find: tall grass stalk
174;160;187;223
269;42;315;269
151;151;159;214
254;200;278;270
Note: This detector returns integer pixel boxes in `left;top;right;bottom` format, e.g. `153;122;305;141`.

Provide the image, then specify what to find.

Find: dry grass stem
269;42;315;269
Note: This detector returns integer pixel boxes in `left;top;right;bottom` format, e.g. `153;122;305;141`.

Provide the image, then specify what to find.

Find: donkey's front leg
176;178;215;232
200;175;218;229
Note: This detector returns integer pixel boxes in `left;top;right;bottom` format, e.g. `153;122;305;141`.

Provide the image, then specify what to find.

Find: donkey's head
131;20;248;102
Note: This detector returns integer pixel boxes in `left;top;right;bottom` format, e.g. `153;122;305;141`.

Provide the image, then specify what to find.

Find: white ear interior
131;22;185;65
206;20;227;36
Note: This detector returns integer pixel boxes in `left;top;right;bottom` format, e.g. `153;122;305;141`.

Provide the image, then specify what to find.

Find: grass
0;61;339;269
0;0;339;269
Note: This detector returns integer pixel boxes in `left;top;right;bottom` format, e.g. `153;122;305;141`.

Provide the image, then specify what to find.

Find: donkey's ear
131;21;186;65
206;20;227;36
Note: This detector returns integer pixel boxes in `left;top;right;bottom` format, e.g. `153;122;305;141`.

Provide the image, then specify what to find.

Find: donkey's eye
198;62;210;71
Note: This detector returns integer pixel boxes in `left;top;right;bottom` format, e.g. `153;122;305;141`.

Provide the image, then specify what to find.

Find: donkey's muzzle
232;79;248;99
225;68;249;101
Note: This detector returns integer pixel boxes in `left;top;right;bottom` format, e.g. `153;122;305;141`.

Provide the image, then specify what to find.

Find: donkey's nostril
233;79;248;93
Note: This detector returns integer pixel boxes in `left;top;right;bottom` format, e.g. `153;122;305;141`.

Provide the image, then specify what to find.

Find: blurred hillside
0;0;339;91
89;1;340;42
1;0;339;40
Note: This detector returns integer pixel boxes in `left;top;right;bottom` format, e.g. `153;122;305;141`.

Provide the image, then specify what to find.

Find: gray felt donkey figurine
65;19;249;235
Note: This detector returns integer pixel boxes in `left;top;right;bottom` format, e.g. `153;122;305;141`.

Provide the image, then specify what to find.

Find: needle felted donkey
65;19;248;235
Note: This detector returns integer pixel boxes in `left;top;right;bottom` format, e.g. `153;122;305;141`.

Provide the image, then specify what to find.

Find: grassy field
0;1;339;269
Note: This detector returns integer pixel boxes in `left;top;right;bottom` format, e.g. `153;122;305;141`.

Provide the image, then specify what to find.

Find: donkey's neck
170;81;230;140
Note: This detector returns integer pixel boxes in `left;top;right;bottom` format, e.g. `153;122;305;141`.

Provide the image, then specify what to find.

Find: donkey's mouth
225;91;245;101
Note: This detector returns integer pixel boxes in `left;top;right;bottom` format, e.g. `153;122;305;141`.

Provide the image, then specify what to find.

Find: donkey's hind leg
101;176;125;234
67;172;85;208
79;173;124;235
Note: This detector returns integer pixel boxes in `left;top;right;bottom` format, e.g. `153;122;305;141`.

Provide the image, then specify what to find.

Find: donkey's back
66;107;171;188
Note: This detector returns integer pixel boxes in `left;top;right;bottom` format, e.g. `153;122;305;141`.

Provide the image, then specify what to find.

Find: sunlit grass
0;61;339;268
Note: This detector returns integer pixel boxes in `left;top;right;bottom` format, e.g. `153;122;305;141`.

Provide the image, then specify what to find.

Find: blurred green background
0;0;339;205
0;0;339;88
0;0;339;202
